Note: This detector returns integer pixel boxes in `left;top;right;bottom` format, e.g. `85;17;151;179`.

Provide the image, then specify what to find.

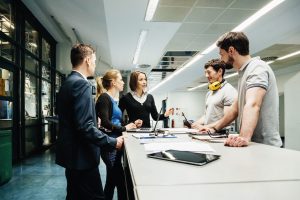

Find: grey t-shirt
237;57;282;147
204;81;237;125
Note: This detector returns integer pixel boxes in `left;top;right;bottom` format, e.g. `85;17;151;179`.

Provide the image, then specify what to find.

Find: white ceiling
22;0;300;93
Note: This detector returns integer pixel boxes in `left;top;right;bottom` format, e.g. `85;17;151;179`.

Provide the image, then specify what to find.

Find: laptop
182;112;193;128
127;107;162;133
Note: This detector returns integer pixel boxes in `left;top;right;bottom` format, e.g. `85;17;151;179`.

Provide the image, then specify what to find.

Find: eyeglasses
207;129;229;138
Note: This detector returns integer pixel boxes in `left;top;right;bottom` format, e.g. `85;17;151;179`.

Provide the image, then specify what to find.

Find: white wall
56;43;72;74
152;91;206;128
277;72;298;94
284;71;300;151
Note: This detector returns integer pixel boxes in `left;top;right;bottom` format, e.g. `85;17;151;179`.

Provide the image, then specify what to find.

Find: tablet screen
147;150;220;166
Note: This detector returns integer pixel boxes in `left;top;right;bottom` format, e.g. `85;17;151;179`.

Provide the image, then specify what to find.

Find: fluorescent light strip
224;72;238;79
133;30;148;65
148;54;204;93
149;0;285;93
201;43;217;55
267;50;300;65
233;0;285;31
188;83;208;91
145;0;160;21
266;61;274;65
277;50;300;60
188;72;239;91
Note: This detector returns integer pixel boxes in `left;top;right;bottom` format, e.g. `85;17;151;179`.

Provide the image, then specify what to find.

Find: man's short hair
129;71;147;91
217;32;249;56
70;44;95;67
204;59;226;77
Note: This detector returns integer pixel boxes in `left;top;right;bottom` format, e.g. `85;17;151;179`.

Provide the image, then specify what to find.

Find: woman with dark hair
119;71;173;128
95;69;142;200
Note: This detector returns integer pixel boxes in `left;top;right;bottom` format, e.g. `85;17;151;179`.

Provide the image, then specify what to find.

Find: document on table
132;133;177;139
144;141;215;154
132;133;155;139
159;128;200;134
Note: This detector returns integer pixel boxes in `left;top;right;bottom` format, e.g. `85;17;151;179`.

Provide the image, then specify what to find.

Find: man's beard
225;56;234;69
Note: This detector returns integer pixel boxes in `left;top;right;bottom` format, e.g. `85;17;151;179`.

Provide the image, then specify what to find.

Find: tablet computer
147;150;220;166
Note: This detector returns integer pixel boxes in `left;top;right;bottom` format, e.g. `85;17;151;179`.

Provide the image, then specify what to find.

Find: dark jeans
101;149;127;200
65;167;104;200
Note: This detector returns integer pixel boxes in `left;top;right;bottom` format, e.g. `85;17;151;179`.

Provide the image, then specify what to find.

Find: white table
123;133;300;199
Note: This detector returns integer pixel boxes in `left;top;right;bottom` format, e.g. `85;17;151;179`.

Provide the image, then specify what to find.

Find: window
0;1;15;38
55;73;62;93
42;38;51;65
0;100;12;128
25;53;38;74
0;38;15;62
25;72;37;119
41;80;51;117
42;65;50;80
0;67;13;97
25;21;38;56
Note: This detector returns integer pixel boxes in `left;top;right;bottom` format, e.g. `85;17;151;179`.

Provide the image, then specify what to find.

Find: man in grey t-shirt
208;32;282;147
192;59;237;130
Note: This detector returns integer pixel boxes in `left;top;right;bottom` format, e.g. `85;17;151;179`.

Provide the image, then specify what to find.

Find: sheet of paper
159;128;200;134
144;141;215;154
132;133;177;139
132;133;155;139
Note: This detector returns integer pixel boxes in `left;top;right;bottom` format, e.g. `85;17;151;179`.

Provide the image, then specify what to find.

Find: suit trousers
101;149;127;200
65;167;104;200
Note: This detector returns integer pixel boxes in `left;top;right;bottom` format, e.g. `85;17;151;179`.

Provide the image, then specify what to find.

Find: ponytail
95;76;105;102
95;69;121;102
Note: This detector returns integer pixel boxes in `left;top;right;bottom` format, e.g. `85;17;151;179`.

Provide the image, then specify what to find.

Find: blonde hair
95;76;105;101
102;69;121;90
95;69;121;101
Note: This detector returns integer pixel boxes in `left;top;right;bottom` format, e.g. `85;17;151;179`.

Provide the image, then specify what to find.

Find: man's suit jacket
56;71;117;170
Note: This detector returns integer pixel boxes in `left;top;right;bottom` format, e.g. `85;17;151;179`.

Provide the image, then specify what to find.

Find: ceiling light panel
195;0;233;8
203;23;236;34
230;0;272;10
159;0;196;7
215;9;257;24
152;6;191;22
177;23;210;35
185;7;224;23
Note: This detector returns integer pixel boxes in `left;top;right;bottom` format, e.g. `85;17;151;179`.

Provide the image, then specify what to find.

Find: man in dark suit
56;44;124;200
